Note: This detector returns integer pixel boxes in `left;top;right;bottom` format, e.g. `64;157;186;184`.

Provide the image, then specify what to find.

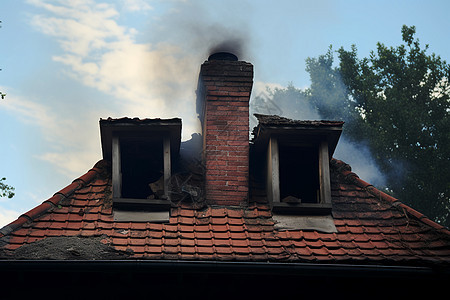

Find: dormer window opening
100;118;181;222
252;114;343;215
120;137;164;200
279;142;320;204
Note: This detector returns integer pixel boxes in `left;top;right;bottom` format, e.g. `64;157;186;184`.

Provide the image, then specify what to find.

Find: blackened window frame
99;118;181;213
111;133;172;211
251;115;343;215
266;136;332;215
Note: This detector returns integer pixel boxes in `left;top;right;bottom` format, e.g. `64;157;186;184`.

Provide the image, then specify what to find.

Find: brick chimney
197;52;253;206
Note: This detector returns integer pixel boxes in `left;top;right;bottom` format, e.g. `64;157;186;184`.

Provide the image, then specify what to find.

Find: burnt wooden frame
267;137;332;214
111;135;172;210
252;119;342;215
100;118;181;211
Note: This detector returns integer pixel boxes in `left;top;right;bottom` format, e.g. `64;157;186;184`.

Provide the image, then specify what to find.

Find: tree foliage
337;25;450;226
0;178;15;199
260;25;450;227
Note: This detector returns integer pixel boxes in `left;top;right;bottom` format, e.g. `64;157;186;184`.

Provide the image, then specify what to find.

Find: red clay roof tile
1;159;449;267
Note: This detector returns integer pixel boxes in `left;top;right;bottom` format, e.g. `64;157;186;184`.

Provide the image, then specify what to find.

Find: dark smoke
207;31;248;59
186;23;250;61
141;0;252;143
150;1;251;62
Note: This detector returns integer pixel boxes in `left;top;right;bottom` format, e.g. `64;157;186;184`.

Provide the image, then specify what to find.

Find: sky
1;0;450;227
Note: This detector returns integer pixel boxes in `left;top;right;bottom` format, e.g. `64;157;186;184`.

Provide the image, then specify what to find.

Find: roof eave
0;259;447;278
99;118;182;161
252;124;343;157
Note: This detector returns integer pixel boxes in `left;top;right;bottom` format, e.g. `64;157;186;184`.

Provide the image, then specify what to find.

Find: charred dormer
100;117;181;222
252;114;343;215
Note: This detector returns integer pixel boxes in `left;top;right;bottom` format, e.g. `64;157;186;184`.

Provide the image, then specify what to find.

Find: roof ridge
331;159;450;236
0;160;106;237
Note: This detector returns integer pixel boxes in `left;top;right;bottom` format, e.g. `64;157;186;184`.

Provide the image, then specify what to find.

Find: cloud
1;88;72;144
4;0;209;183
29;0;201;141
1;88;102;178
122;0;153;12
38;150;101;178
19;0;254;179
29;0;127;57
0;208;21;228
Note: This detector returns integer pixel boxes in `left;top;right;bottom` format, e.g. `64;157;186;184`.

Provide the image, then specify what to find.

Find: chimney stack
197;52;253;206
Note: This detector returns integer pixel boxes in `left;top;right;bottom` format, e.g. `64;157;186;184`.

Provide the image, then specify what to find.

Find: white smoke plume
249;83;387;188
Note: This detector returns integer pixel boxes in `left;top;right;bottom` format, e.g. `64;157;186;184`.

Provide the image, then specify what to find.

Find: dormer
252;114;343;215
100;117;181;221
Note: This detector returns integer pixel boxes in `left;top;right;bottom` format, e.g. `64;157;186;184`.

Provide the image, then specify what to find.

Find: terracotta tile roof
2;159;449;265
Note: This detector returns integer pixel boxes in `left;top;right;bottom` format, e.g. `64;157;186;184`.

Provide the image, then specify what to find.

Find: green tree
260;25;449;226
0;178;15;199
337;25;450;226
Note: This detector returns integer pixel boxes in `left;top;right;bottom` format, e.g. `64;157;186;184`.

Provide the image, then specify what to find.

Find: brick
207;180;228;186
206;159;227;166
198;59;252;207
204;139;228;146
228;161;248;167
207;170;229;176
237;186;249;192
227;140;248;147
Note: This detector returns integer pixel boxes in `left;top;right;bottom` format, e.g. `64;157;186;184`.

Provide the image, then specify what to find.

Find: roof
253;113;345;127
1;158;449;265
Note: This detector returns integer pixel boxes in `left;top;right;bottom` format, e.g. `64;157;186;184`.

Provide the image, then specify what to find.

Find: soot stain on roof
5;236;133;260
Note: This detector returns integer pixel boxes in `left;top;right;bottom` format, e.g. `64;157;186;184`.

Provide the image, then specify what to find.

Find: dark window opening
279;144;320;204
120;138;163;199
